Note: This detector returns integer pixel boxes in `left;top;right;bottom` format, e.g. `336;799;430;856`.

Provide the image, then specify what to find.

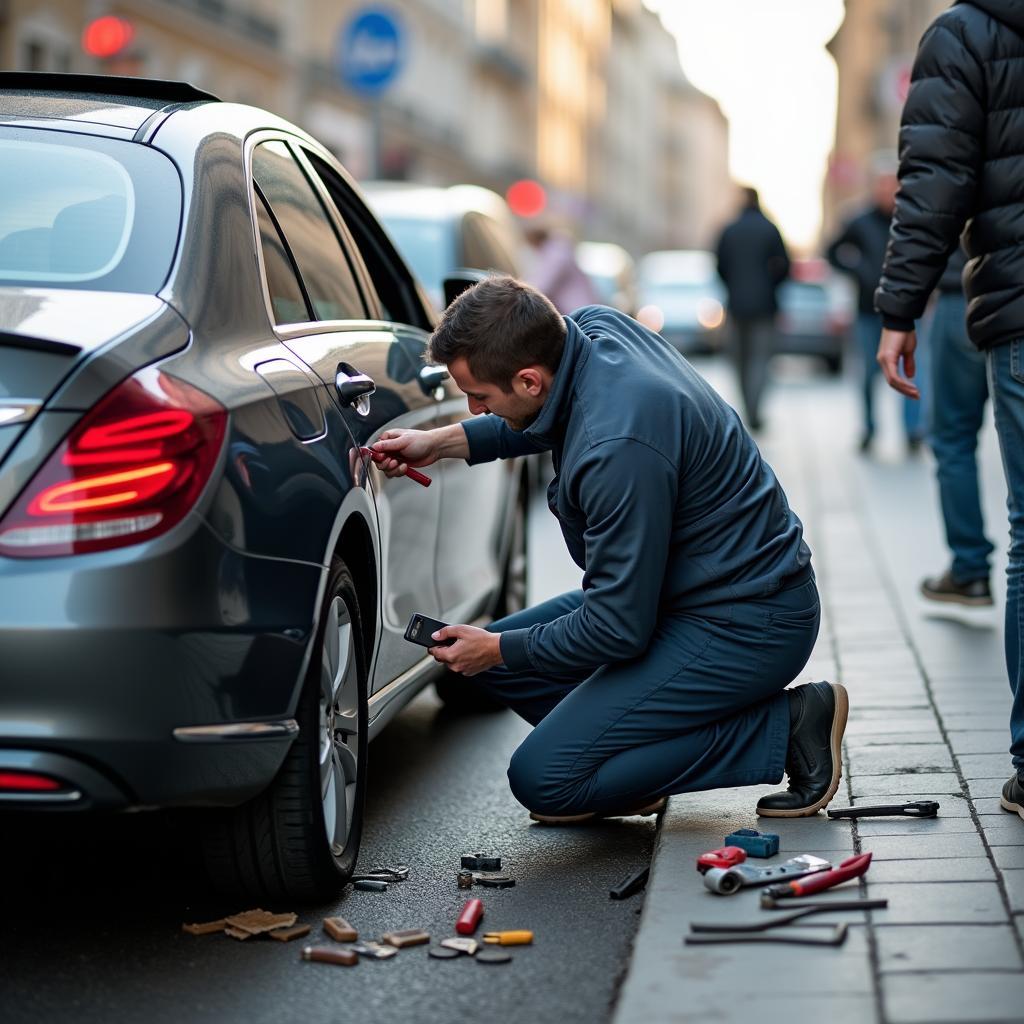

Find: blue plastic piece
725;828;780;857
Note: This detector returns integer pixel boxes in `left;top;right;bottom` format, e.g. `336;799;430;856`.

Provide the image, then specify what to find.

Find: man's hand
428;624;503;676
877;328;921;399
372;428;440;479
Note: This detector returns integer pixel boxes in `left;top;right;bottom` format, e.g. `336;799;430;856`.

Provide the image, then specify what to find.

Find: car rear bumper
0;514;324;809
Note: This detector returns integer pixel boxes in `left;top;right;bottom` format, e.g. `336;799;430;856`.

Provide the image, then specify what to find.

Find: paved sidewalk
614;361;1024;1024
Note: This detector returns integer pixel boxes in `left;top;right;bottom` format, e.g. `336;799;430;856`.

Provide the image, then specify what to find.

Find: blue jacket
463;306;812;675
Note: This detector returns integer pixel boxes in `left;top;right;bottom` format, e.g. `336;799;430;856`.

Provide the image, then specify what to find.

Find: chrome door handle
336;364;376;416
418;364;449;397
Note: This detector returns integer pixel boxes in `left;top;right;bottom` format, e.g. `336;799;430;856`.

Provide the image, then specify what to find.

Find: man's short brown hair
429;276;567;390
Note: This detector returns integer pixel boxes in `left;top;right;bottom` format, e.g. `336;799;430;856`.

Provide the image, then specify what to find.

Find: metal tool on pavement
461;853;501;871
381;928;430;948
702;854;831;895
697;846;747;874
724;828;780;857
691;898;888;933
350;941;399;959
456;898;484;935
483;930;533;945
475;872;516;888
350;865;410;882
827;801;939;820
685;924;849;947
610;865;650;899
441;936;480;955
353;879;388;892
457;870;474;889
761;852;872;902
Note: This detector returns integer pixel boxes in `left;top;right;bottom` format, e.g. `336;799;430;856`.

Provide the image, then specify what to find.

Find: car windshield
373;214;455;299
0;127;181;293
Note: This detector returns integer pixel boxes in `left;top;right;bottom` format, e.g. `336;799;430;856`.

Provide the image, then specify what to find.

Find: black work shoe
920;569;993;607
757;682;849;818
1000;775;1024;821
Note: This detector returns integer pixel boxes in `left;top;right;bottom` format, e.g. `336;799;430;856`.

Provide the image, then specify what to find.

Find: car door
249;136;442;688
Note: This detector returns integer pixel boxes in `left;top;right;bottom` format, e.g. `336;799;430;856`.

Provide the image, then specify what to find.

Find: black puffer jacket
875;0;1024;349
827;206;892;314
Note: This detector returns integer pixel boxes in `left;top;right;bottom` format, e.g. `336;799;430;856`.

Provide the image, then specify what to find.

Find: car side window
252;140;367;322
302;151;433;332
462;212;519;276
253;186;310;324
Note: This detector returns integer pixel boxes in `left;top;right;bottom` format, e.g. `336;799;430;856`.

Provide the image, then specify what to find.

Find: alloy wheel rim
318;596;360;857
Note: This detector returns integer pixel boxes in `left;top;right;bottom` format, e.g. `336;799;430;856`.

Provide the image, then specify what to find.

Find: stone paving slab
856;816;985;837
881;973;1024;1024
860;831;988;860
865;882;1006;924
852;773;963;797
875;924;1023;972
949;732;1015;754
1001;869;1024;912
847;745;955;775
866;857;996;883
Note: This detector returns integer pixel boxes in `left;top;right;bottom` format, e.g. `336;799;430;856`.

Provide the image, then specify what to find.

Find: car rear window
0;126;181;293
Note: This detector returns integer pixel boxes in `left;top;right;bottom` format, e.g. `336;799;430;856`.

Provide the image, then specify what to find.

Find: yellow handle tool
483;930;533;946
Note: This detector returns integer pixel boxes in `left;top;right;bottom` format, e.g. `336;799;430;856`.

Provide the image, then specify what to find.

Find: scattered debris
224;909;299;937
302;945;358;966
461;853;501;871
268;924;311;943
457;870;474;889
182;918;227;936
483;930;533;946
725;829;780;858
609;865;650;899
323;916;358;942
381;929;430;949
224;926;253;941
428;945;461;959
456;898;484;935
702;854;831;896
354;879;388;892
474;873;516;889
351;865;410;883
350;941;399;959
441;936;479;955
475;948;513;964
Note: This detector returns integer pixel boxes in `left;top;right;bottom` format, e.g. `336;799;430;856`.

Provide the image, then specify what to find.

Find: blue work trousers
856;312;923;441
471;575;820;815
926;292;992;582
985;342;1024;772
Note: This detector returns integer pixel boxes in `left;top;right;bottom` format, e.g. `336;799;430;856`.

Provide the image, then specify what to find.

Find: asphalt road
0;494;656;1024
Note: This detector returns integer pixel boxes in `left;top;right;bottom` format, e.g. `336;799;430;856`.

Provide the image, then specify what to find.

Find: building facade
1;0;729;255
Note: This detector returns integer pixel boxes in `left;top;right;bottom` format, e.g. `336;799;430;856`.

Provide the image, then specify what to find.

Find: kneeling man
376;276;847;821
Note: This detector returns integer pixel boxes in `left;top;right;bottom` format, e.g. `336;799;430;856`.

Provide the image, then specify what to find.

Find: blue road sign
336;8;405;96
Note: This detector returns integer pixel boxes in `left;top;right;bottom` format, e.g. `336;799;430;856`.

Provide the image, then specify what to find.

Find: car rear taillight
0;367;226;558
0;771;66;792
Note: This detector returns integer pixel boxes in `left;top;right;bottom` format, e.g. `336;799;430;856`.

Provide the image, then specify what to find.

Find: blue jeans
985;342;1024;772
465;576;820;814
926;292;993;581
856;312;923;440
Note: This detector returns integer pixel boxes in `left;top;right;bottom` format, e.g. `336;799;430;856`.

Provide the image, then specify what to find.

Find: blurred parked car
0;73;526;902
635;249;727;354
576;241;638;316
775;259;852;375
362;181;522;310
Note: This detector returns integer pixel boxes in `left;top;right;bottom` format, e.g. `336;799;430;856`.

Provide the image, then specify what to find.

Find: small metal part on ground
474;873;516;888
428;945;461;959
457;870;474;889
441;936;479;955
483;930;533;945
182;918;227;936
351;941;399;959
350;865;410;883
381;929;430;948
224;909;299;937
268;924;311;942
610;865;650;898
302;946;359;966
475;948;513;964
461;853;502;871
353;879;388;892
323;917;358;942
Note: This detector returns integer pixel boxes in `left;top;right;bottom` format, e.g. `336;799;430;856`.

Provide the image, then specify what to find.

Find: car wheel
199;558;368;902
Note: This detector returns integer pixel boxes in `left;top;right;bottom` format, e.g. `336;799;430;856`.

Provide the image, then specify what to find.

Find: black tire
434;471;528;714
198;558;368;903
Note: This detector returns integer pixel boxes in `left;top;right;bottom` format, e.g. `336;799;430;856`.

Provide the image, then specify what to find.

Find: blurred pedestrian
523;222;599;315
872;0;1024;820
827;157;924;454
715;187;790;431
920;247;994;610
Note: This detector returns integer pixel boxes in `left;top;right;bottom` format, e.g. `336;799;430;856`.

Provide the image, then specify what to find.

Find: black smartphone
404;612;454;648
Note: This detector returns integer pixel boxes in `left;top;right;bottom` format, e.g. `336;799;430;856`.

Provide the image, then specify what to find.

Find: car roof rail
0;72;220;105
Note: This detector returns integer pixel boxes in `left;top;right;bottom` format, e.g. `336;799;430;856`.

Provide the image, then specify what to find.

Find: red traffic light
506;179;547;218
82;16;135;59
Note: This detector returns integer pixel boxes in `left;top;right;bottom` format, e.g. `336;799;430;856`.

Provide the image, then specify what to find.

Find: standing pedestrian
920;247;994;611
715;187;790;432
523;222;599;315
375;276;847;821
827;157;924;454
873;0;1024;819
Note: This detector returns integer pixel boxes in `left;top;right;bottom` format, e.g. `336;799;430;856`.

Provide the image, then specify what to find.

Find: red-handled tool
456;897;484;935
697;846;747;874
360;446;431;487
761;852;872;901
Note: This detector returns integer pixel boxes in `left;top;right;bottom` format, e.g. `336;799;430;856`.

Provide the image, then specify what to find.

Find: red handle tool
456;897;484;935
696;846;747;874
763;852;872;900
359;446;431;487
